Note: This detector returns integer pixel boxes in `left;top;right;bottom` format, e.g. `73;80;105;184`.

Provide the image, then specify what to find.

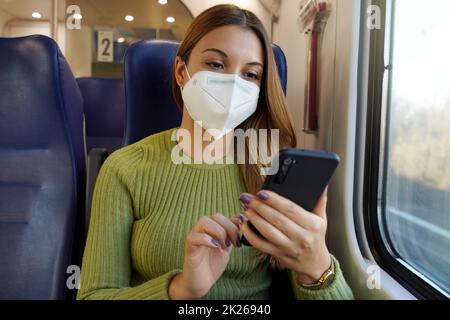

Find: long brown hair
172;4;297;194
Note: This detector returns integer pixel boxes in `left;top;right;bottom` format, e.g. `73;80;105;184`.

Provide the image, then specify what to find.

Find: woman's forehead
192;26;265;64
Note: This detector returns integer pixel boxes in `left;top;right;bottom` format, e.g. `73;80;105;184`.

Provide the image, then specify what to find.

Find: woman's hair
172;4;297;194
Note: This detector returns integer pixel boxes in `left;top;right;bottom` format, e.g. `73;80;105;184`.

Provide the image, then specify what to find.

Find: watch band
299;256;335;290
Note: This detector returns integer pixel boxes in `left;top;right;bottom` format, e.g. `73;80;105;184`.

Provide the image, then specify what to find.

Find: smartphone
241;148;340;247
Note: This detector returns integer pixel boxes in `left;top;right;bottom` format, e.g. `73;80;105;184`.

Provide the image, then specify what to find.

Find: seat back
123;40;288;146
77;77;125;153
0;35;86;299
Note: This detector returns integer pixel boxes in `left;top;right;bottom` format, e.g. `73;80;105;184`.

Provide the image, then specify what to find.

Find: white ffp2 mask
181;64;260;139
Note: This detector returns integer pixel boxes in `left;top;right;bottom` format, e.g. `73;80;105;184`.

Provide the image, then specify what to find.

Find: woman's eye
206;62;224;70
244;72;260;81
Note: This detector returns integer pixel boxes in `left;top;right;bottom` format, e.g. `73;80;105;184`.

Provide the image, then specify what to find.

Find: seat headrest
124;40;182;146
0;35;85;172
123;40;288;146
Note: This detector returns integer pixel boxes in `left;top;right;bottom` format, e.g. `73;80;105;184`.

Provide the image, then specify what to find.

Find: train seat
0;35;86;299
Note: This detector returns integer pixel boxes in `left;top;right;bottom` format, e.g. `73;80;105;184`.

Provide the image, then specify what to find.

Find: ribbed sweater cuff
134;269;183;300
78;269;182;300
289;255;354;300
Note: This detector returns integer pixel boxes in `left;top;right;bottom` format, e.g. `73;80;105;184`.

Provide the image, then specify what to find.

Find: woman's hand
239;189;332;285
168;213;243;300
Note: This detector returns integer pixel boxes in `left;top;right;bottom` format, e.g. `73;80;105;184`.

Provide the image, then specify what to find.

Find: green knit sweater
77;128;354;300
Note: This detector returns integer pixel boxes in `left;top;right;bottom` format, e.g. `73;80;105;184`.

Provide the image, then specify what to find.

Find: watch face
322;270;335;286
299;258;336;289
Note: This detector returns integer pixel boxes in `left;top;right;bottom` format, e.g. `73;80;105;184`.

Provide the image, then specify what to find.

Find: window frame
362;0;449;300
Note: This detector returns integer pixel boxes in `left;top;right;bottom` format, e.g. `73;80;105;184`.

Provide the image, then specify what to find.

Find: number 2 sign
97;31;114;63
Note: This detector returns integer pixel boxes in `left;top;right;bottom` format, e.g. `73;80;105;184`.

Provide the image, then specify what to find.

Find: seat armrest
85;148;109;237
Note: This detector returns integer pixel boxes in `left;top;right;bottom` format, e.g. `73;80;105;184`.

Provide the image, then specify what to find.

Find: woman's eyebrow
247;62;264;68
202;48;263;67
202;48;228;57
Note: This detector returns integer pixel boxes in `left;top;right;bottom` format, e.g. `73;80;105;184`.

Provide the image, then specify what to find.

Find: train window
365;0;450;299
381;0;450;296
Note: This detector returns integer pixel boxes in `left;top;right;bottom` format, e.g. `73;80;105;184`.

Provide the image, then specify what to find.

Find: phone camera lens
283;158;293;166
275;158;292;184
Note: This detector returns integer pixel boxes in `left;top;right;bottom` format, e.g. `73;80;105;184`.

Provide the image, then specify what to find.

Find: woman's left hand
239;188;332;285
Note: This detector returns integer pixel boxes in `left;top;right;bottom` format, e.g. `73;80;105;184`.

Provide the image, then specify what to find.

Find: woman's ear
174;56;187;88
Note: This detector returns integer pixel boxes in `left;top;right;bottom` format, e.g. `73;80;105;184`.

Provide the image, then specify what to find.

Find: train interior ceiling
0;0;448;300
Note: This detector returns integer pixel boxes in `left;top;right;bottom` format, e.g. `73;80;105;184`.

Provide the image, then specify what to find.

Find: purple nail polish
212;239;220;247
225;239;231;247
257;191;269;201
236;239;242;248
240;194;251;205
239;214;245;224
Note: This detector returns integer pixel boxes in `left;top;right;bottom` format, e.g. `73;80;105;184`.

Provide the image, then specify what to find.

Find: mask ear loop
180;61;192;92
183;62;192;80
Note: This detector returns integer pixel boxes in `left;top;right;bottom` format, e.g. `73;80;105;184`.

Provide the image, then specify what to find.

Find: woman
77;4;354;300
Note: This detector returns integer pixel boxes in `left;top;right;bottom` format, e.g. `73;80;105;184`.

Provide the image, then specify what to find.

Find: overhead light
125;15;134;22
73;13;82;20
31;12;42;19
158;0;168;4
166;16;175;23
117;37;125;43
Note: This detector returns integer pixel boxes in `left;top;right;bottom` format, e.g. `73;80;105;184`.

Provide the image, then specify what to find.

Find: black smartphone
241;148;340;246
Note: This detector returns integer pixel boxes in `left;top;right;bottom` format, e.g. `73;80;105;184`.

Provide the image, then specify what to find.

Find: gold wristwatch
299;257;335;290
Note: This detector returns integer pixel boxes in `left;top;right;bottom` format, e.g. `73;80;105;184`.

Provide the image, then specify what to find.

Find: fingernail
240;194;251;205
236;239;242;248
225;239;232;247
212;239;221;247
239;214;245;224
257;191;269;201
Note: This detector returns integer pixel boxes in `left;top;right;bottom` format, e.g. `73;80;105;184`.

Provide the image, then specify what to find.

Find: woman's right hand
168;213;243;300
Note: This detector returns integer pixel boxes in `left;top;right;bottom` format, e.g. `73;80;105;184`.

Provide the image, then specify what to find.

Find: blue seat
77;77;125;154
123;40;288;146
0;35;86;299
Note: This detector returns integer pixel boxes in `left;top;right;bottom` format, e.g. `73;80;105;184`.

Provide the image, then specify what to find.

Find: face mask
181;63;260;139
